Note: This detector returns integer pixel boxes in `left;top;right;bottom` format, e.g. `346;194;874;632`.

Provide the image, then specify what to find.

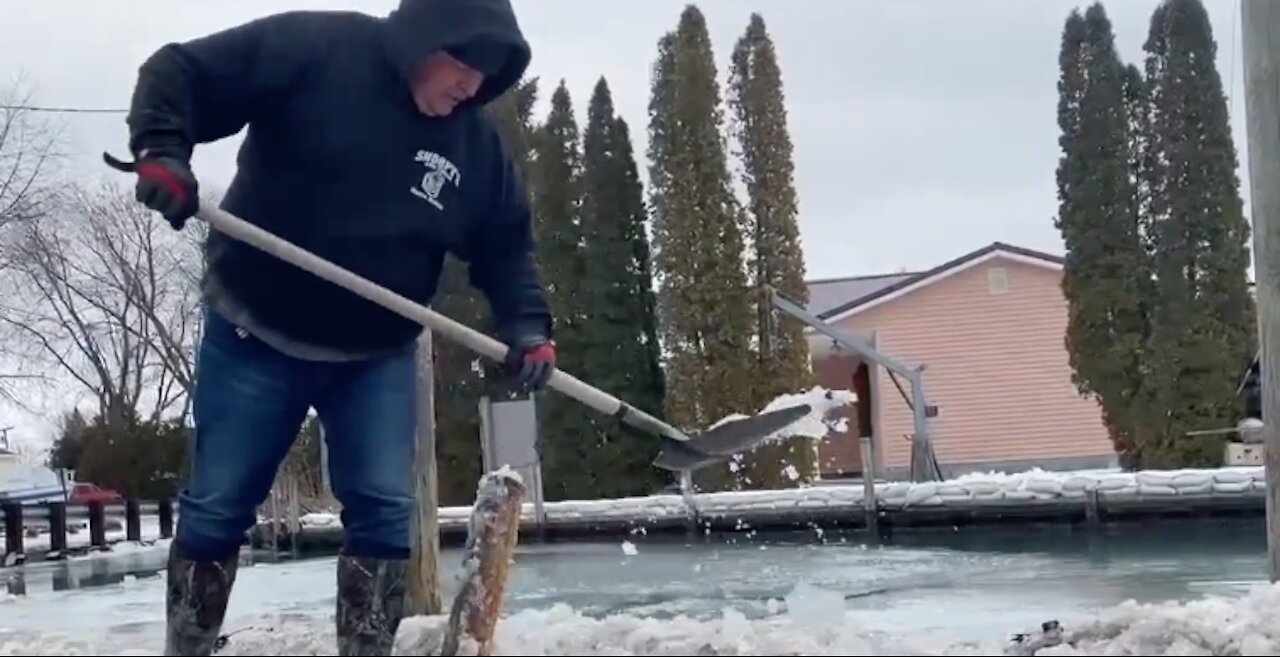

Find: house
805;242;1117;480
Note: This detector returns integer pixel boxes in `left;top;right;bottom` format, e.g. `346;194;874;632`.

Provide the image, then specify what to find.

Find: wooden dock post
158;498;174;539
48;503;67;555
125;500;142;542
1242;0;1280;582
87;501;106;549
410;329;444;616
1084;489;1101;526
3;503;23;557
441;469;526;657
860;436;879;533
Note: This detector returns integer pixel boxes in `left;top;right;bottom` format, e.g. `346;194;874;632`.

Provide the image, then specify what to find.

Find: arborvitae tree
727;13;817;488
1053;4;1153;468
530;81;595;501
1141;0;1255;466
577;76;669;497
648;6;756;491
435;78;539;505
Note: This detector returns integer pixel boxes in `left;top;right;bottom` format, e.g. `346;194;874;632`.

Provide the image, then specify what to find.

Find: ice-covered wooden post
440;468;526;656
1244;0;1280;582
410;329;444;614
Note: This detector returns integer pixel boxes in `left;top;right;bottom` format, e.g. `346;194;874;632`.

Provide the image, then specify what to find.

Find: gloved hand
502;335;556;392
133;150;199;230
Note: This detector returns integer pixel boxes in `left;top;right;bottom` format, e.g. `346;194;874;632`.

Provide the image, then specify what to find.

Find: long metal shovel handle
191;200;691;443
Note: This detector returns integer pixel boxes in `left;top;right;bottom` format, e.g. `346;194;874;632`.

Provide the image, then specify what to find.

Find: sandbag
1214;470;1251;484
1171;472;1212;489
965;482;1002;496
1176;482;1213;496
915;494;944;506
1213;481;1252;494
1099;485;1139;499
881;483;912;499
1062;476;1096;493
1137;472;1175;487
1094;477;1134;491
904;483;939;506
1026;478;1064;496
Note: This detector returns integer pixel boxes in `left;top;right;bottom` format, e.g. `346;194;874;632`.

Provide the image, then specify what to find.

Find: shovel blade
652;438;722;471
652;404;815;471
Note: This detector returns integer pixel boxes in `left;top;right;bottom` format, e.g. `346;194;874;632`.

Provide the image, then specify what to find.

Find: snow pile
8;581;1280;655
243;583;1280;655
1004;582;1280;656
757;386;858;442
705;386;855;448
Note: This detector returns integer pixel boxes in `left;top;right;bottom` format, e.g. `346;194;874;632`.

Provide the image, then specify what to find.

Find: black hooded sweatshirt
125;0;551;357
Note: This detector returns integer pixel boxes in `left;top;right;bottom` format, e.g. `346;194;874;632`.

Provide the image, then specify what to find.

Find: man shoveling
120;1;554;654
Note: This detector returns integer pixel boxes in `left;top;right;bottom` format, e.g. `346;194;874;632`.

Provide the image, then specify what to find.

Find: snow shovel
104;153;808;470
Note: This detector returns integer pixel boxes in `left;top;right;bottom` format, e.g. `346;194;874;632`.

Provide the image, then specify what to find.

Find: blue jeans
176;308;417;561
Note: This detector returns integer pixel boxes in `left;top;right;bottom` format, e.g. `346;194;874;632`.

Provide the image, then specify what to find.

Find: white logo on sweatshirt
411;150;461;210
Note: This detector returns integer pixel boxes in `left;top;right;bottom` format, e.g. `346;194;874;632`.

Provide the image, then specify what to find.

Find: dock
252;465;1269;552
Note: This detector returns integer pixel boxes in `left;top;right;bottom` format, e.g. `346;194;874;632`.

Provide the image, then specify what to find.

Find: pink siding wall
833;256;1115;471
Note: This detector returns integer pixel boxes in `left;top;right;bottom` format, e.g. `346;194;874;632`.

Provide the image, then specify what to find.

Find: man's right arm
128;11;319;160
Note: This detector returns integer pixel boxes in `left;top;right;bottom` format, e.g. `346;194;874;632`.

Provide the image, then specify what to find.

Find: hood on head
384;0;531;107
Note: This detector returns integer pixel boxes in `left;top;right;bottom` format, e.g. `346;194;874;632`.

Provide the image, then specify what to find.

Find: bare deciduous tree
0;80;58;244
0;77;63;402
1;182;204;428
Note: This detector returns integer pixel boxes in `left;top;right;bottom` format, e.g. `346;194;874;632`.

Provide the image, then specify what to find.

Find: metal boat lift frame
764;286;943;482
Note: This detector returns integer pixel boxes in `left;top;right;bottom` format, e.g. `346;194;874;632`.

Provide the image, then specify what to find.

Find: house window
987;267;1009;294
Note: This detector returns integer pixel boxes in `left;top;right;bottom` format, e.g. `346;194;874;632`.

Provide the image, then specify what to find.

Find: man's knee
340;490;414;559
176;487;262;561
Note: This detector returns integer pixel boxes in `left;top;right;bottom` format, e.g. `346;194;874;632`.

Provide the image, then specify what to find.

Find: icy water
0;517;1271;654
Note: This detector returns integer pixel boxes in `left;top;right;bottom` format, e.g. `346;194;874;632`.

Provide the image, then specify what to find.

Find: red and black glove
503;336;556;392
134;150;199;230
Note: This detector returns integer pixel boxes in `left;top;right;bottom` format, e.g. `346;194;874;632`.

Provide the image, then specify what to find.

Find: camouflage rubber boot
164;543;239;656
335;554;409;656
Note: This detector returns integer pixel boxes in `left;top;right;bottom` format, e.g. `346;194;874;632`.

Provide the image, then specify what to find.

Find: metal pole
1242;0;1280;582
409;330;443;614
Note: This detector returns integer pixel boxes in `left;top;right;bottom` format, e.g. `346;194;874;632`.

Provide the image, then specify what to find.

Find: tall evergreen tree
1141;0;1255;466
648;6;756;491
1053;4;1153;468
530;81;595;500
727;13;817;487
434;78;539;504
577;76;668;497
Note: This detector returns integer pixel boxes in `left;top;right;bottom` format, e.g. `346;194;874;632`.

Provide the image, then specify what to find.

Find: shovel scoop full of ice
652;387;857;471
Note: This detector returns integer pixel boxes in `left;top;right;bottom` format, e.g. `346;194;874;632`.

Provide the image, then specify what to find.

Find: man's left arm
468;129;556;391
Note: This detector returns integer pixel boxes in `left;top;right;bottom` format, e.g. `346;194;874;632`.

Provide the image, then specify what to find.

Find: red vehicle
68;483;123;505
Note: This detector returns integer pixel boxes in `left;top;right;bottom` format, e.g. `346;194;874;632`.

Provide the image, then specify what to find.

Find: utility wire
0;104;126;114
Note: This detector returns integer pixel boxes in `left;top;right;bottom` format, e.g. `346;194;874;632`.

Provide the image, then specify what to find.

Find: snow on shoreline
4;582;1280;655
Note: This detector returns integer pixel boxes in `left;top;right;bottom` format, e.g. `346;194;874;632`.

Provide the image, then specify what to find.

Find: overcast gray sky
0;0;1252;446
